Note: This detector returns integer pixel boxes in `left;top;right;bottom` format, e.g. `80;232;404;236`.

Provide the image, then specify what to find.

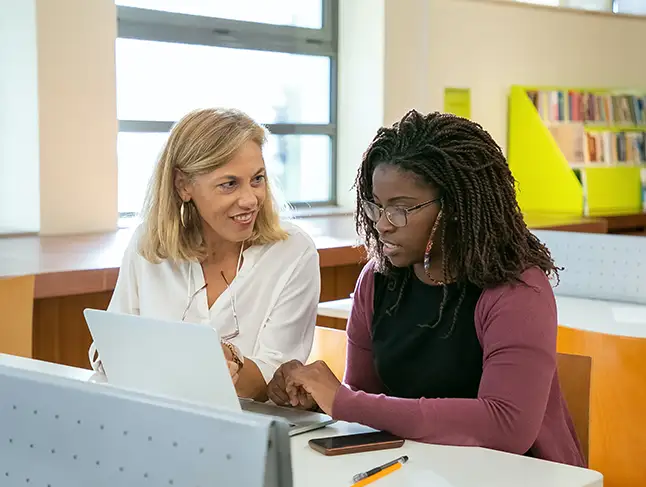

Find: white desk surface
317;295;646;338
0;354;602;487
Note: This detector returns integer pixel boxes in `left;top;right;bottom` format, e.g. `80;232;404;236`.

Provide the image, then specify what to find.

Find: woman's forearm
235;357;268;402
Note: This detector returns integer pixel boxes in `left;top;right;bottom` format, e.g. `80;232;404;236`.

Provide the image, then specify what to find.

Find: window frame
116;1;339;216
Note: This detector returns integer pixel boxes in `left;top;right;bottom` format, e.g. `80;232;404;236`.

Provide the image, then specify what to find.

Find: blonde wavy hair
138;108;287;263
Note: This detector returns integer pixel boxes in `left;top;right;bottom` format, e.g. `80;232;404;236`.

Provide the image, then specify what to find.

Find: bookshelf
508;85;646;216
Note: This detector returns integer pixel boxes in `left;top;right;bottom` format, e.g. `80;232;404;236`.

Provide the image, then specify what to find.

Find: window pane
116;0;323;29
515;0;559;6
513;0;611;9
563;0;611;10
118;132;167;215
116;39;330;124
118;132;332;214
616;0;646;14
265;134;332;203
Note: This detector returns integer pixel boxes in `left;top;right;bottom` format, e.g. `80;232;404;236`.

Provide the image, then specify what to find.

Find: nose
237;184;259;210
375;210;395;236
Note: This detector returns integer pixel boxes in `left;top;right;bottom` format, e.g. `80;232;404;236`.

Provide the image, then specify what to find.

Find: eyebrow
373;195;417;204
214;167;266;183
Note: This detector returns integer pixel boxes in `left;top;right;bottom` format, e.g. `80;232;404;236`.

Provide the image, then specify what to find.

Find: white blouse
95;220;320;383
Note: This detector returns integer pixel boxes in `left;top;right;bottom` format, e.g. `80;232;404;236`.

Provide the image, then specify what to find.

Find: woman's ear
174;168;191;201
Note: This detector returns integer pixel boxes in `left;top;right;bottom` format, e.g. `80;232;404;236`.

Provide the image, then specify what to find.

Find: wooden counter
0;212;607;369
604;211;646;236
0;216;365;299
0;213;606;298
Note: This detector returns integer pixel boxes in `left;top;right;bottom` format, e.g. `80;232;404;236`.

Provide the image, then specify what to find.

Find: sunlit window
512;0;615;12
115;1;337;216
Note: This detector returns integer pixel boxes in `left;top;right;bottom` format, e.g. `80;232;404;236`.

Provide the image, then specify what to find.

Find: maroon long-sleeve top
331;260;585;467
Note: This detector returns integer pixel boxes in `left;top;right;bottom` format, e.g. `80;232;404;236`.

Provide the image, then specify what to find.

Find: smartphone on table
308;430;405;456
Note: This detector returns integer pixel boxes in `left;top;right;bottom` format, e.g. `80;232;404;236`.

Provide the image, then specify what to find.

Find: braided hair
355;110;558;330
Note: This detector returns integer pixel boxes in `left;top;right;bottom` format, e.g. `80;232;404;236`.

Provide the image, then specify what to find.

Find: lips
231;211;256;225
380;240;402;256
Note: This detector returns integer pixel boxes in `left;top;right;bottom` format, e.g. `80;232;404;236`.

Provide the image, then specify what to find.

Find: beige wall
338;0;646;207
36;0;118;235
0;0;117;236
2;0;645;230
385;0;646;153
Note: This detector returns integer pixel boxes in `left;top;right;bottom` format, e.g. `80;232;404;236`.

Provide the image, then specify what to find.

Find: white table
555;296;646;338
317;296;646;338
317;297;353;319
0;354;602;487
293;422;602;486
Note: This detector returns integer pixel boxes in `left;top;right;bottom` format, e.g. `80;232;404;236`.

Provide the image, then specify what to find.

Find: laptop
82;309;335;436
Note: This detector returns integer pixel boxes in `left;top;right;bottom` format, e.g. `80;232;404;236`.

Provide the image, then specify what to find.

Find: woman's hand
285;361;341;416
222;343;240;383
267;360;317;410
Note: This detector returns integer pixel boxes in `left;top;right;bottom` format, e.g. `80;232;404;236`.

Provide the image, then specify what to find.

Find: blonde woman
89;108;320;401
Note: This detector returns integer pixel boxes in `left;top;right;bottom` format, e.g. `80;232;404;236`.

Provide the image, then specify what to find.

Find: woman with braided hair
268;109;585;466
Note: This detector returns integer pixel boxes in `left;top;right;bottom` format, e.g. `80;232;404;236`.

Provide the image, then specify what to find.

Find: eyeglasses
362;197;441;228
181;271;240;341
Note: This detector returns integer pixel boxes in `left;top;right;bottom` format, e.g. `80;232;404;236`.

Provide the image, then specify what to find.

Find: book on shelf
526;88;646;166
583;130;646;165
508;85;645;217
526;89;646;126
547;123;646;165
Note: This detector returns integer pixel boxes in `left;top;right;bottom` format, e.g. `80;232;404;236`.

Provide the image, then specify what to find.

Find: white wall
0;0;40;233
385;0;646;153
336;0;386;209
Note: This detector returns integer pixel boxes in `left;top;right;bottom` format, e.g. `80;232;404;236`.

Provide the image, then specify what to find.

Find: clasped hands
267;359;342;416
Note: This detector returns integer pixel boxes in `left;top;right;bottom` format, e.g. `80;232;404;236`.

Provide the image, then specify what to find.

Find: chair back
0;275;35;358
556;351;591;465
308;326;348;380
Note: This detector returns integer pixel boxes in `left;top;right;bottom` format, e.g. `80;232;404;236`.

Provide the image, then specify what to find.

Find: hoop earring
423;209;443;275
180;201;188;228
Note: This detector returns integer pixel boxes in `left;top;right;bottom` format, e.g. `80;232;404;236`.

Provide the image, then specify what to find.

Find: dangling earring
180;201;188;228
423;210;443;276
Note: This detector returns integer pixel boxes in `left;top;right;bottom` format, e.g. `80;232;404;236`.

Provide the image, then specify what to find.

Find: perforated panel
532;230;646;304
0;365;291;487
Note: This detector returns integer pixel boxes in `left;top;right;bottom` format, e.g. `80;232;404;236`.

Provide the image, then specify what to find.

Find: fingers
268;360;305;407
285;378;302;407
268;360;316;408
227;360;239;378
221;343;233;361
268;385;290;406
298;389;310;408
267;370;290;406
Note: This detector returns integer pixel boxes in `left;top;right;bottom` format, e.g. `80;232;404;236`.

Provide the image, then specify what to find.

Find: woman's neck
202;228;243;266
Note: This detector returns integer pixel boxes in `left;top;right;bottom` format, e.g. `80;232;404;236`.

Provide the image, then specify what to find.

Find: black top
372;269;484;400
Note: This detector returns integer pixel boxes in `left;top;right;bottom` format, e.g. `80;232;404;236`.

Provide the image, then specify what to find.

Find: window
116;0;323;28
116;1;337;217
515;0;560;6
614;0;646;14
512;0;616;12
514;0;646;14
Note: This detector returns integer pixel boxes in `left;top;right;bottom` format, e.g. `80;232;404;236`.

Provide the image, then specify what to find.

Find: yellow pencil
351;462;402;487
